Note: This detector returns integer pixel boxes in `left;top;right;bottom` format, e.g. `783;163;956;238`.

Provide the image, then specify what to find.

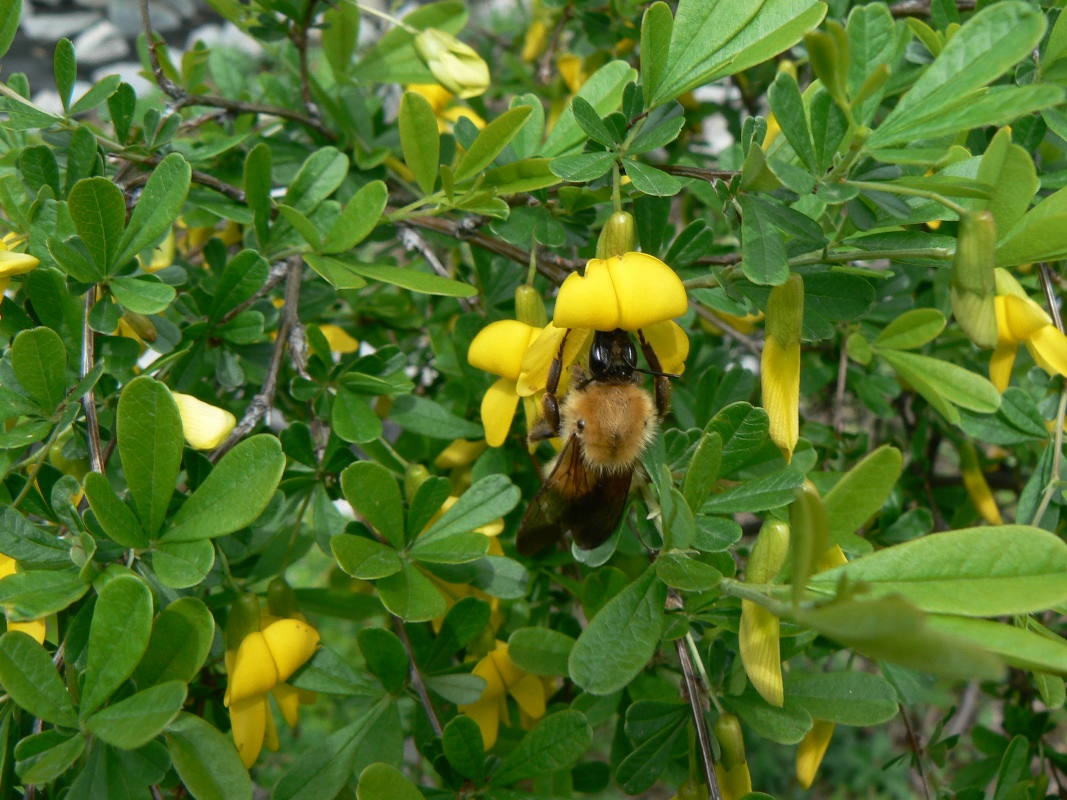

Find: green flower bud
515;285;547;328
267;577;298;618
123;311;158;343
747;519;790;585
766;274;804;349
595;211;635;259
404;463;432;501
951;210;998;349
713;713;747;770
789;479;829;605
226;592;262;651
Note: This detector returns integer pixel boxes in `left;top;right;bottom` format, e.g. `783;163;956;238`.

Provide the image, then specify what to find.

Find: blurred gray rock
186;22;262;57
20;5;103;41
32;81;92;113
74;20;130;65
91;61;156;96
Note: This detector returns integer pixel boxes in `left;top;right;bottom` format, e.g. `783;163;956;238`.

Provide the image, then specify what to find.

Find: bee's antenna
636;368;680;379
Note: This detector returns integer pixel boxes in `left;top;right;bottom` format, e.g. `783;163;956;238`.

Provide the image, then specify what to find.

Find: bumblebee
516;328;674;555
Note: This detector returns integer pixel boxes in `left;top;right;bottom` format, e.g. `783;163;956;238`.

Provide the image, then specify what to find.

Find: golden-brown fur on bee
554;382;658;475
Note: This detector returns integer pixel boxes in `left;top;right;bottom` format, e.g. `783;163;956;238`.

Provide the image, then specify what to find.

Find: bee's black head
589;329;638;381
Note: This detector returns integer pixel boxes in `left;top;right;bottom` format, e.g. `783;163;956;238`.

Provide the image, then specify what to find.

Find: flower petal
230;695;267;768
1027;324;1067;380
229;632;279;705
608;253;689;331
517;324;589;397
1002;295;1051;342
468;320;540;380
715;762;753;800
0;554;16;580
172;393;237;450
641;320;689;374
761;337;800;463
434;439;488;469
553;260;620;331
509;673;546;720
318;324;360;353
989;343;1017;393
272;683;301;728
0;249;40;278
261;619;320;683
9;617;46;644
739;599;783;707
796;719;835;789
457;700;499;750
482;378;521;447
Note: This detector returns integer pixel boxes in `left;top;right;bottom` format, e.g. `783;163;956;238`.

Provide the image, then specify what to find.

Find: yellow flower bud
740;519;789;706
959;440;1003;525
789;479;829;605
434;439;488;469
796;719;835;788
951;210;998;349
596;212;635;260
171;393;237;450
414;29;490;99
762;275;803;462
714;762;753;800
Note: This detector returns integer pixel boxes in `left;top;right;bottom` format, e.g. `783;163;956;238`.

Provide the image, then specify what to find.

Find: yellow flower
762;275;803;463
739;520;789;707
458;642;548;749
522;19;550;63
959;440;1003;525
796;718;835;789
408;83;485;133
171;393;237;450
553;253;688;333
468;320;543;447
414;29;490;99
226;616;320;768
434;439;488;469
713;713;753;800
557;54;587;94
318;324;359;354
138;229;176;273
516;322;589;398
0;234;39;281
990;269;1067;392
0;555;46;643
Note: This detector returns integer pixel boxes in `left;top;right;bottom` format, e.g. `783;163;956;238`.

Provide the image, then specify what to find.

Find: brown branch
660;164;739;183
294;0;323;123
889;0;975;17
833;331;849;437
118;152;247;204
218;261;289;325
177;94;337;142
393;617;443;737
140;0;183;99
397;225;476;312
689;300;763;359
536;6;572;85
82;292;104;474
210;257;303;462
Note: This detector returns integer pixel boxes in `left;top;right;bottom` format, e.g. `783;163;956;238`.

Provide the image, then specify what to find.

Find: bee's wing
516;435;633;555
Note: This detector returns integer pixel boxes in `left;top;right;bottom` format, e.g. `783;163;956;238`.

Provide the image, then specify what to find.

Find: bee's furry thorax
559;382;658;473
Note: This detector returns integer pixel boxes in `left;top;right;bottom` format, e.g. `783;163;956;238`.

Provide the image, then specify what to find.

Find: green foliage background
1;0;1067;797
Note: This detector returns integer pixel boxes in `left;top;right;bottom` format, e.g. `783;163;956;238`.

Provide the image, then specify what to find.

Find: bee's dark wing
516;435;633;555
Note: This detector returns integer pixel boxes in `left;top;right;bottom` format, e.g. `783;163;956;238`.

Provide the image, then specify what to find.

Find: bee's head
589;329;638;381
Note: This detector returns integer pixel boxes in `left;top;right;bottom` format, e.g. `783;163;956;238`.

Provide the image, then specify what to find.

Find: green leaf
927;616;1067;676
797;595;1003;680
110;275;176;315
701;467;806;514
683;432;722;511
85;681;188;749
117;376;183;537
289;645;373;696
332;534;402;579
726;689;813;744
313;258;477;297
650;0;828;108
114;153;191;269
377;560;446;622
870;2;1049;147
569;567;665;695
54;38;76;110
340;461;405;548
628;105;686;154
165;713;252;800
0;507;71;567
83;472;150;549
550;152;616;183
152;539;215;589
878;349;1001;416
739;193;789;285
810;525;1067;615
0;632;78;727
162;435;285;542
570;97;617;147
420;474;520;544
107;82;136;144
68;177;127;274
69;74;121;116
542;61;638;156
654;552;723;592
786;671;899;725
959;387;1049;446
20;146;60;196
389;394;484;438
133;597;215;686
623;160;681;196
333;388;384;444
641;2;673;106
977;127;1038;241
357;628;408;694
482;157;561;193
349;1;467;85
322;180;388;254
16;730;86;785
399;91;440;195
873;308;946;350
210;249;269;322
508;627;575;676
48;234;102;283
997;186;1067;267
0;0;22;59
822;445;902;549
455;106;534;182
0;570;88;621
82;574;153;715
707;402;770;477
322;0;360;81
442;714;485;782
408;532;488;564
491;710;593;785
245;143;272;247
357;763;423;800
277;205;322;249
767;71;816;172
10;327;67;412
284;148;349;216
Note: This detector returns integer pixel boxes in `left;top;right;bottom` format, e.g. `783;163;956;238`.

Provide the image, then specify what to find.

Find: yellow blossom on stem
408;83;485;132
318;324;360;354
0;234;39;282
739;520;789;706
762;274;804;462
414;29;490;99
796;718;836;789
468;320;543;446
990;269;1067;392
457;641;549;749
138;229;176;274
0;555;46;643
172;392;237;450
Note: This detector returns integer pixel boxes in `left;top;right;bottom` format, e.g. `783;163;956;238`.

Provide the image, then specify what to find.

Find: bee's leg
529;330;570;441
638;329;673;420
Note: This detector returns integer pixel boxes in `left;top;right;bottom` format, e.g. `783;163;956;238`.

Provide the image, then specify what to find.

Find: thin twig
218;262;289;325
82;292;104;473
833;331;849;437
660;164;739;183
118;152;247;204
889;0;975;17
676;639;723;800
689;301;763;359
10;425;63;509
398;225;475;311
900;707;932;800
210;258;303;462
1033;264;1067;526
294;1;322;122
393;617;443;737
536;6;572;85
140;0;183;99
